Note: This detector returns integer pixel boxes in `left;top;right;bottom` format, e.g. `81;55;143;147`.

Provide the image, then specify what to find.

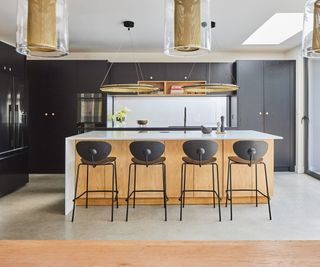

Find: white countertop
66;130;282;141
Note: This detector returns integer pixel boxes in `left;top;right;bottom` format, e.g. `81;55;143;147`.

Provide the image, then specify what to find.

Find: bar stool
126;141;168;221
225;140;272;221
180;140;221;221
71;141;119;222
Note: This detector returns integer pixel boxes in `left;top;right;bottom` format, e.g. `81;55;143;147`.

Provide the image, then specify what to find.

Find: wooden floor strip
0;241;320;267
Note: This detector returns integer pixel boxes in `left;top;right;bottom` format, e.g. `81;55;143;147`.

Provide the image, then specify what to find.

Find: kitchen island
65;130;282;215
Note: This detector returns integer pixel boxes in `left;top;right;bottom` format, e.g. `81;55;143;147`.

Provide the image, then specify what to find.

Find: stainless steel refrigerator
0;72;28;196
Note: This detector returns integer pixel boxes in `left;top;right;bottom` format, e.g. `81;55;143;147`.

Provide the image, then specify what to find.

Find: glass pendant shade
16;0;69;57
164;0;212;56
303;0;320;57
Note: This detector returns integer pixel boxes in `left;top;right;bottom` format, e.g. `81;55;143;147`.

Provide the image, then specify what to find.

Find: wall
285;46;305;173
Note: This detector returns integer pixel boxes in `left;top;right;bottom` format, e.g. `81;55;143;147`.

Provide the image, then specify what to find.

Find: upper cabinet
208;63;235;84
0;42;25;77
110;63;140;84
139;63;166;81
165;63;208;81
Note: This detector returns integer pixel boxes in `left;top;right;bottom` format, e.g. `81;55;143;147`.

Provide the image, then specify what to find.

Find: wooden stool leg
230;163;233;221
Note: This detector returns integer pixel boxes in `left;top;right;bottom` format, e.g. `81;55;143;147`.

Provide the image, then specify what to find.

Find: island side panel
223;139;274;203
65;138;76;215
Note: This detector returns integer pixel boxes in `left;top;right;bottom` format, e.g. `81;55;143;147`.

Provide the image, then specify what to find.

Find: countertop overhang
67;130;283;141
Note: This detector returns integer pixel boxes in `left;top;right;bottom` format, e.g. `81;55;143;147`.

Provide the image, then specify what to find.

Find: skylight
243;13;304;45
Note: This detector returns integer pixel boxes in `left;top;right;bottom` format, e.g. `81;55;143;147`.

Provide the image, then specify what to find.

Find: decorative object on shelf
303;0;320;57
16;0;69;57
99;21;159;94
164;0;213;56
201;125;213;134
100;84;159;93
112;107;130;127
183;83;239;93
137;119;149;127
220;116;226;133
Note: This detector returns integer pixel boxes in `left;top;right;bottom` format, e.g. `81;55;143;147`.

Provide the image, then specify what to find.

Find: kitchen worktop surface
67;130;283;141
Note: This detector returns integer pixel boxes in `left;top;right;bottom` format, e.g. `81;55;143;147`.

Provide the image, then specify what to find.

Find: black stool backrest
130;141;164;166
183;140;218;166
76;141;112;164
233;141;268;166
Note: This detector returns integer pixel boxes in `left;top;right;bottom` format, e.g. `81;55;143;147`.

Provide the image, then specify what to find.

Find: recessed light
243;13;304;45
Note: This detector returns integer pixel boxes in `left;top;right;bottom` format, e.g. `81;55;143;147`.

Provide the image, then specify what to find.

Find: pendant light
16;0;69;57
303;0;320;57
182;83;239;93
99;21;159;94
164;0;212;56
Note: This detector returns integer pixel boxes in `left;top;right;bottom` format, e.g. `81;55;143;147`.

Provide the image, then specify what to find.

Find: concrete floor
0;172;319;240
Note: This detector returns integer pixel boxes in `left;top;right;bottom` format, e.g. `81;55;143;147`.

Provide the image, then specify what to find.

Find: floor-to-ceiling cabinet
236;60;296;171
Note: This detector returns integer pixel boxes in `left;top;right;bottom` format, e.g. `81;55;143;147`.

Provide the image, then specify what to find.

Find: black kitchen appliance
0;42;29;197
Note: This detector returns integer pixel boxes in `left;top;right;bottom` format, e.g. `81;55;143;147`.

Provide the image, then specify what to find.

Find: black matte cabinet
28;60;110;173
139;63;166;81
236;60;296;171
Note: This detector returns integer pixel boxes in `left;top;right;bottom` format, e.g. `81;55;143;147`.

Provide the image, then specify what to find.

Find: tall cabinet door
236;61;264;131
264;61;295;171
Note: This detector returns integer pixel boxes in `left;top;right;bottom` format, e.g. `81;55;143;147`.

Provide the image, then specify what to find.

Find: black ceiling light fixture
123;20;135;30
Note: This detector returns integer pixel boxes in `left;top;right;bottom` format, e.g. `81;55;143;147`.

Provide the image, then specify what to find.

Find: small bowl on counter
201;125;213;134
137;119;149;127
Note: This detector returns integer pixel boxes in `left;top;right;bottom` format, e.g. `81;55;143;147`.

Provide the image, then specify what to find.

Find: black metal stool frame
71;161;119;222
225;160;272;221
179;161;221;222
126;161;168;221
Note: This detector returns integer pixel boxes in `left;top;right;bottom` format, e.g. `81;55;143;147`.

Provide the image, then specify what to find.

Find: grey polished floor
0;173;319;240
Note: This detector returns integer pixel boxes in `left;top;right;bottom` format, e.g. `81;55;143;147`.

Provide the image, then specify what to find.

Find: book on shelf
170;85;184;94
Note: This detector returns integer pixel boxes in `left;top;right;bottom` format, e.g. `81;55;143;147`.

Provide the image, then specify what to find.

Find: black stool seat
182;156;216;165
228;156;263;165
81;157;116;165
131;157;166;165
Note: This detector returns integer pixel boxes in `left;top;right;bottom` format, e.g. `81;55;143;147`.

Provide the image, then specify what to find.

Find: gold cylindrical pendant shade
174;0;201;52
165;0;211;56
16;0;69;57
27;0;57;52
312;1;320;53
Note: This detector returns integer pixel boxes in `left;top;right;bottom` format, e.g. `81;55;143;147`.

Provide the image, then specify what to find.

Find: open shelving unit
138;80;207;95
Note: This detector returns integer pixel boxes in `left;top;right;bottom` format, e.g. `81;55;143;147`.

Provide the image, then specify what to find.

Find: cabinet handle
259;112;262;115
44;113;48;116
265;112;269;116
3;66;6;70
150;76;153;80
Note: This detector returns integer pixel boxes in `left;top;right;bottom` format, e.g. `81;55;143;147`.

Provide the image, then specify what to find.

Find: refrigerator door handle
8;104;14;148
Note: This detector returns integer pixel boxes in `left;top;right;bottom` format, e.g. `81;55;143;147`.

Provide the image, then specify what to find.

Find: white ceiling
0;0;306;53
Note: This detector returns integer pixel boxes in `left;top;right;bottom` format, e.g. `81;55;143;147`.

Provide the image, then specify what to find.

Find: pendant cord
99;38;124;88
187;63;196;80
129;29;144;81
